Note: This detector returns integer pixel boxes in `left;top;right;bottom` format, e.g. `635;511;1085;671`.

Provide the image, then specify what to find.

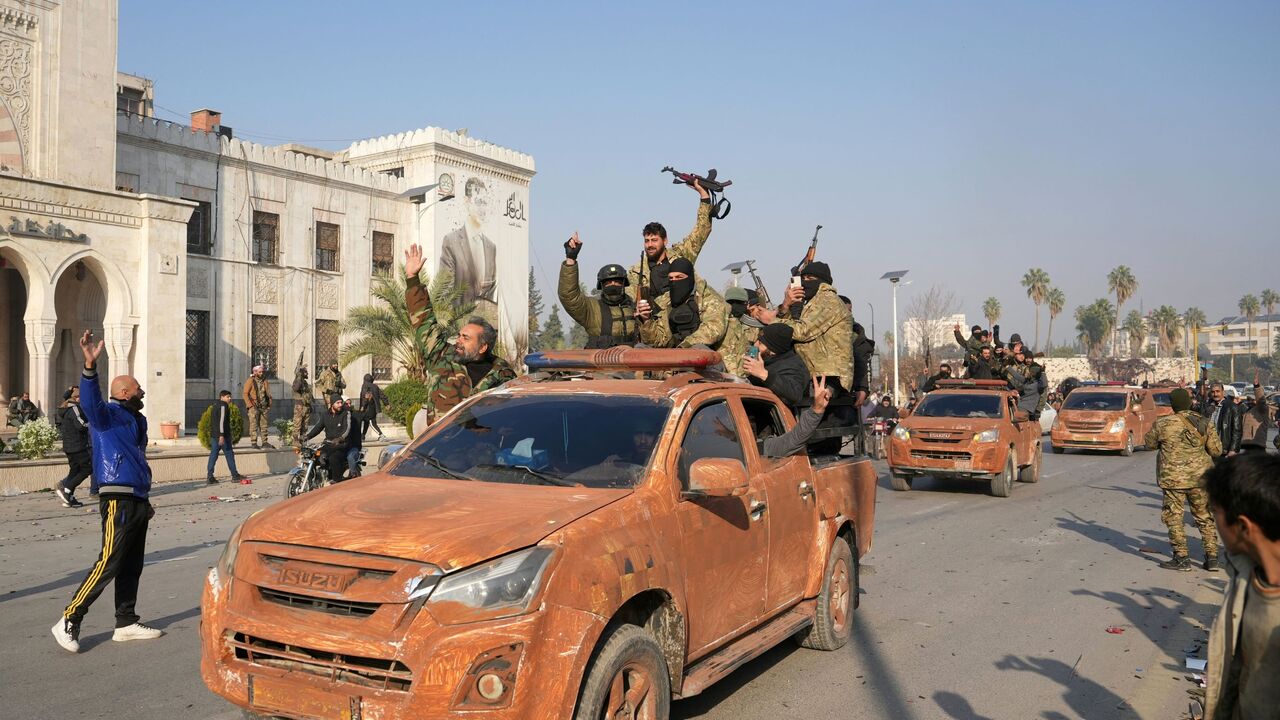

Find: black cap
972;325;983;333
760;323;795;355
63;388;74;400
596;263;630;289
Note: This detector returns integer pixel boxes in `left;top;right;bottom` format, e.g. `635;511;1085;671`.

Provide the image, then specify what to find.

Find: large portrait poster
433;168;530;358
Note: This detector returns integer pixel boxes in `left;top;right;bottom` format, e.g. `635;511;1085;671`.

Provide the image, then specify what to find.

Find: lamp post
401;183;455;270
880;270;909;406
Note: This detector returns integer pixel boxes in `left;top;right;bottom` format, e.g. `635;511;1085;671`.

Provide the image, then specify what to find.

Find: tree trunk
1034;303;1041;350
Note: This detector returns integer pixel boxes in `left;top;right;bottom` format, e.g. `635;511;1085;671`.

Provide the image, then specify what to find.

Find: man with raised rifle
628;179;714;301
559;232;638;349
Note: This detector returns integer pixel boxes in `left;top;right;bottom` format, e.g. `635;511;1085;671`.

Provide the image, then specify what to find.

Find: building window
251;315;279;377
371;231;395;276
315;319;340;369
186;310;210;378
115;172;139;193
187;200;212;255
315;221;340;271
117;87;146;115
380;167;404;178
372;354;393;381
252;211;279;264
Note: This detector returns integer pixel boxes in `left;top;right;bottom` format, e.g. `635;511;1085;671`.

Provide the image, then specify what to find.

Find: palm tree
1107;266;1138;354
1122;310;1147;358
982;297;1001;329
338;265;475;382
1021;268;1051;349
1184;307;1206;359
1151;305;1183;357
1074;299;1114;359
1261;289;1279;316
1239;294;1261;358
1045;288;1066;351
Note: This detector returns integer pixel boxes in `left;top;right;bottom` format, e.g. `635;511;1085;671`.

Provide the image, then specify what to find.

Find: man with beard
291;364;313;440
53;330;163;653
404;244;516;428
921;362;954;394
636;257;728;350
968;345;998;380
316;363;346;405
301;396;352;482
719;287;764;377
742;323;810;415
628;180;714;300
242;364;273;449
1204;382;1244;457
559;232;638;348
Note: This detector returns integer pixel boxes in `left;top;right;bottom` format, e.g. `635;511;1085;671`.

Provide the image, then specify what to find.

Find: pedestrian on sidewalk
1201;453;1280;720
52;329;164;654
207;390;248;485
358;374;387;441
54;386;91;508
242;365;273;449
1143;387;1223;572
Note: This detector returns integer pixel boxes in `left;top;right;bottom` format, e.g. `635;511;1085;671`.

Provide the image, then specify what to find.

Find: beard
454;345;482;363
124;396;144;412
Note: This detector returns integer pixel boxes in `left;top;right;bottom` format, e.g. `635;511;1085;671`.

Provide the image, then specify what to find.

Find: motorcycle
286;444;366;498
868;419;896;461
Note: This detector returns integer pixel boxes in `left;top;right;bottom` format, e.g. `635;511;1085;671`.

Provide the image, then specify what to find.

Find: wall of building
1040;357;1198;390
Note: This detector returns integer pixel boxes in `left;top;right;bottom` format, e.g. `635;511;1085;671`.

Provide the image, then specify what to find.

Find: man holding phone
743;324;810;416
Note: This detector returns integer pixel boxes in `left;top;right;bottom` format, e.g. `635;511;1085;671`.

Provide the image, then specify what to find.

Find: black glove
564;238;581;260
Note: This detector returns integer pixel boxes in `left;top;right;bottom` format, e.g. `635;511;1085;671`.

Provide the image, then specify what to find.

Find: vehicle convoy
200;349;877;720
886;379;1042;497
1049;384;1156;456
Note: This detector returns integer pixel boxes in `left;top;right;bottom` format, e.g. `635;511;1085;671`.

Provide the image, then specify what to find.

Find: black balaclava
669;258;696;306
801;261;832;301
602;285;627;303
729;302;747;319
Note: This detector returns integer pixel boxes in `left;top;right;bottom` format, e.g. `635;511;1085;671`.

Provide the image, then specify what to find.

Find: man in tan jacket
242;365;273;449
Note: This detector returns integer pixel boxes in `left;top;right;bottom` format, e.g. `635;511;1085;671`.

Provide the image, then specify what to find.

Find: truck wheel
798;537;855;651
1120;433;1134;457
1018;443;1042;483
573;624;670;720
1051;444;1065;455
989;456;1014;497
890;474;912;492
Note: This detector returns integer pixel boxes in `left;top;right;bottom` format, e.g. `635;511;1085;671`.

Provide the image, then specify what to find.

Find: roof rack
935;379;1011;389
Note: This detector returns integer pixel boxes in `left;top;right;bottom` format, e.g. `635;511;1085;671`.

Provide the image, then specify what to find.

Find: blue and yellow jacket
80;369;151;500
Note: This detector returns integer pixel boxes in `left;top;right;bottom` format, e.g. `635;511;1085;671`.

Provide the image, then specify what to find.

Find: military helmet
596;264;630;290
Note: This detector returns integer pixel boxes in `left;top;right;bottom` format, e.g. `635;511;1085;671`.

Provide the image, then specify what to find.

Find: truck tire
890;474;912;492
1018;442;1042;483
573;624;671;720
989;456;1014;497
1120;432;1134;457
1051;444;1065;455
798;537;855;651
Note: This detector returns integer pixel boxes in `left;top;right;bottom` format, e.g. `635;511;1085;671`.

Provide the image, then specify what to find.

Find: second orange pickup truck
1049;384;1157;456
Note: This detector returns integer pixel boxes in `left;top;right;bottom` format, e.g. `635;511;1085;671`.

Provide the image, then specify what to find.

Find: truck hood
242;475;631;571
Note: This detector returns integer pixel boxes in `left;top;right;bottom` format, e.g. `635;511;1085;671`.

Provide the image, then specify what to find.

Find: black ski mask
668;258;695;306
801;278;823;301
602;285;626;303
729;302;747;318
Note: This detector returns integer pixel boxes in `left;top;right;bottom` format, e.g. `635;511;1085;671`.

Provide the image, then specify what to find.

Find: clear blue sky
119;0;1280;347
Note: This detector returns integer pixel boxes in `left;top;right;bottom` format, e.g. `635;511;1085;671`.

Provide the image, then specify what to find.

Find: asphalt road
0;447;1224;720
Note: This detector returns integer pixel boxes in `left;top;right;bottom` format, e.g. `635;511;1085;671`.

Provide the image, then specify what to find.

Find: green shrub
405;403;422;433
197;403;244;450
15;417;59;459
272;418;295;446
383;377;429;427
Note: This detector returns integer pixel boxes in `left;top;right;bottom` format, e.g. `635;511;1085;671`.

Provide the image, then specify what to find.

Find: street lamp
880;270;909;406
401;183;455;268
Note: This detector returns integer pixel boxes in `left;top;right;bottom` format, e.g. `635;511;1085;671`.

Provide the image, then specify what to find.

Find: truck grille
260;588;380;618
1065;421;1107;433
910;450;972;461
229;631;412;692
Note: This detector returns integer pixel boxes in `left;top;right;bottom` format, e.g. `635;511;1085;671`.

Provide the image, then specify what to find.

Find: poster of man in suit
440;177;497;311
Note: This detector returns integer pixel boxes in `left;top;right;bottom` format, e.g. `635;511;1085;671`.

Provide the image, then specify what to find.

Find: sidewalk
0;428;410;495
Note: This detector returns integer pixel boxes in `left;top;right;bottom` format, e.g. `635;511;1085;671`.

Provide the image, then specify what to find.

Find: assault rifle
661;166;733;220
636;250;659;320
789;225;822;318
722;260;773;309
295;350;305;373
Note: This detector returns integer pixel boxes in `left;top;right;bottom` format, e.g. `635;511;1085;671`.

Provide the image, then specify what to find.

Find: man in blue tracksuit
52;330;164;653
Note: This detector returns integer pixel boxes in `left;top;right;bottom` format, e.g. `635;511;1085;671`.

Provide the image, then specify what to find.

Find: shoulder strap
1176;414;1207;446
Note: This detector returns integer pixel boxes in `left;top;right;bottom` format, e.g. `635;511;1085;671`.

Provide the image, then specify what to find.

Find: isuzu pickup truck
887;379;1042;497
1049;384;1156;455
201;349;877;720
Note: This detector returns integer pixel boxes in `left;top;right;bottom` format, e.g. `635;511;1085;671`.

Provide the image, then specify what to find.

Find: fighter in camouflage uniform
558;233;637;349
719;287;762;377
291;365;313;441
637;258;729;350
628;183;714;302
1143;387;1224;571
404;244;517;428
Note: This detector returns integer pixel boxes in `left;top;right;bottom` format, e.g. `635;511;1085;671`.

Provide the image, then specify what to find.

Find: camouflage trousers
247;406;270;445
292;401;312;443
1160;487;1218;559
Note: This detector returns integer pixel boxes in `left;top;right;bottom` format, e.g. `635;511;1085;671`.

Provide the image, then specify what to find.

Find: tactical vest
669;299;702;345
586;297;639;349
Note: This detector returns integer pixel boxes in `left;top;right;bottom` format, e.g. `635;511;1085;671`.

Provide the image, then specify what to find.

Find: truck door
1130;392;1147;439
673;398;769;657
740;397;819;615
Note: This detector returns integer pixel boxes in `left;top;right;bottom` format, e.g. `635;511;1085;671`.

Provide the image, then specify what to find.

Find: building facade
1203;314;1279;358
1;1;534;434
901;313;967;357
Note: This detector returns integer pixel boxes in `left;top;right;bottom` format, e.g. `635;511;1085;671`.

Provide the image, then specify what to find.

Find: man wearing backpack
1144;387;1224;572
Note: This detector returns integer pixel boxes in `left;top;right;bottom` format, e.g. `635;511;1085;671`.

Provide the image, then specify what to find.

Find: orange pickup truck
200;349;877;720
1049;384;1156;456
886;379;1043;497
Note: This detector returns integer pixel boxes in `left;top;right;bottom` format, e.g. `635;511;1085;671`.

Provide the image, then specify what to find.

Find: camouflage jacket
291;372;312;401
558;261;637;347
1143;411;1223;489
315;369;345;397
627;201;714;301
778;283;853;391
638;278;729;349
720;318;761;377
406;274;517;425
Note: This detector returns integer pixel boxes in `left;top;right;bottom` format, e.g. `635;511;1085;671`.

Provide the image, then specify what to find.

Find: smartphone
747;346;760;359
790;275;802;288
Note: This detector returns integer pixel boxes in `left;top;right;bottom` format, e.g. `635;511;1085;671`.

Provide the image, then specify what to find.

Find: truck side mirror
1013;410;1030;423
682;458;750;499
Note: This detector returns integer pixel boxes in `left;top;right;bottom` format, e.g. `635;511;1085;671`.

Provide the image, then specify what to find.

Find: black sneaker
251;443;260;450
1204;556;1221;572
261;442;276;450
54;484;82;508
1159;556;1193;572
206;477;218;485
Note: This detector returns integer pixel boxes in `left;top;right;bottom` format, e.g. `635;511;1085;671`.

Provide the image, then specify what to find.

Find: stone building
0;1;534;434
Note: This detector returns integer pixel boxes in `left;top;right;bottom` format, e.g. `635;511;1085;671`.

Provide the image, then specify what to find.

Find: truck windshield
914;394;1002;419
390;395;672;489
1063;393;1125;411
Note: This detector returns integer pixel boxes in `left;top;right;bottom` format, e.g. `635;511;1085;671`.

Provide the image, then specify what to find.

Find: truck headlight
425;546;557;625
892;425;911;441
1108;418;1126;434
973;429;1000;443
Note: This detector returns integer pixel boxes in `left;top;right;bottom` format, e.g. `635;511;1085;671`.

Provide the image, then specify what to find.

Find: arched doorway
52;260;107;395
0;249;28;403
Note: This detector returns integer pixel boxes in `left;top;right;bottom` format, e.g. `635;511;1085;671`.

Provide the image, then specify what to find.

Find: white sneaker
52;618;81;653
112;622;164;642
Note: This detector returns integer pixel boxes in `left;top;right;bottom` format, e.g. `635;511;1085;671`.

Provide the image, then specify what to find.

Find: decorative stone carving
318;280;338;309
0;8;38;33
158;253;178;275
188;267;209;298
254;273;279;304
0;39;32;152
